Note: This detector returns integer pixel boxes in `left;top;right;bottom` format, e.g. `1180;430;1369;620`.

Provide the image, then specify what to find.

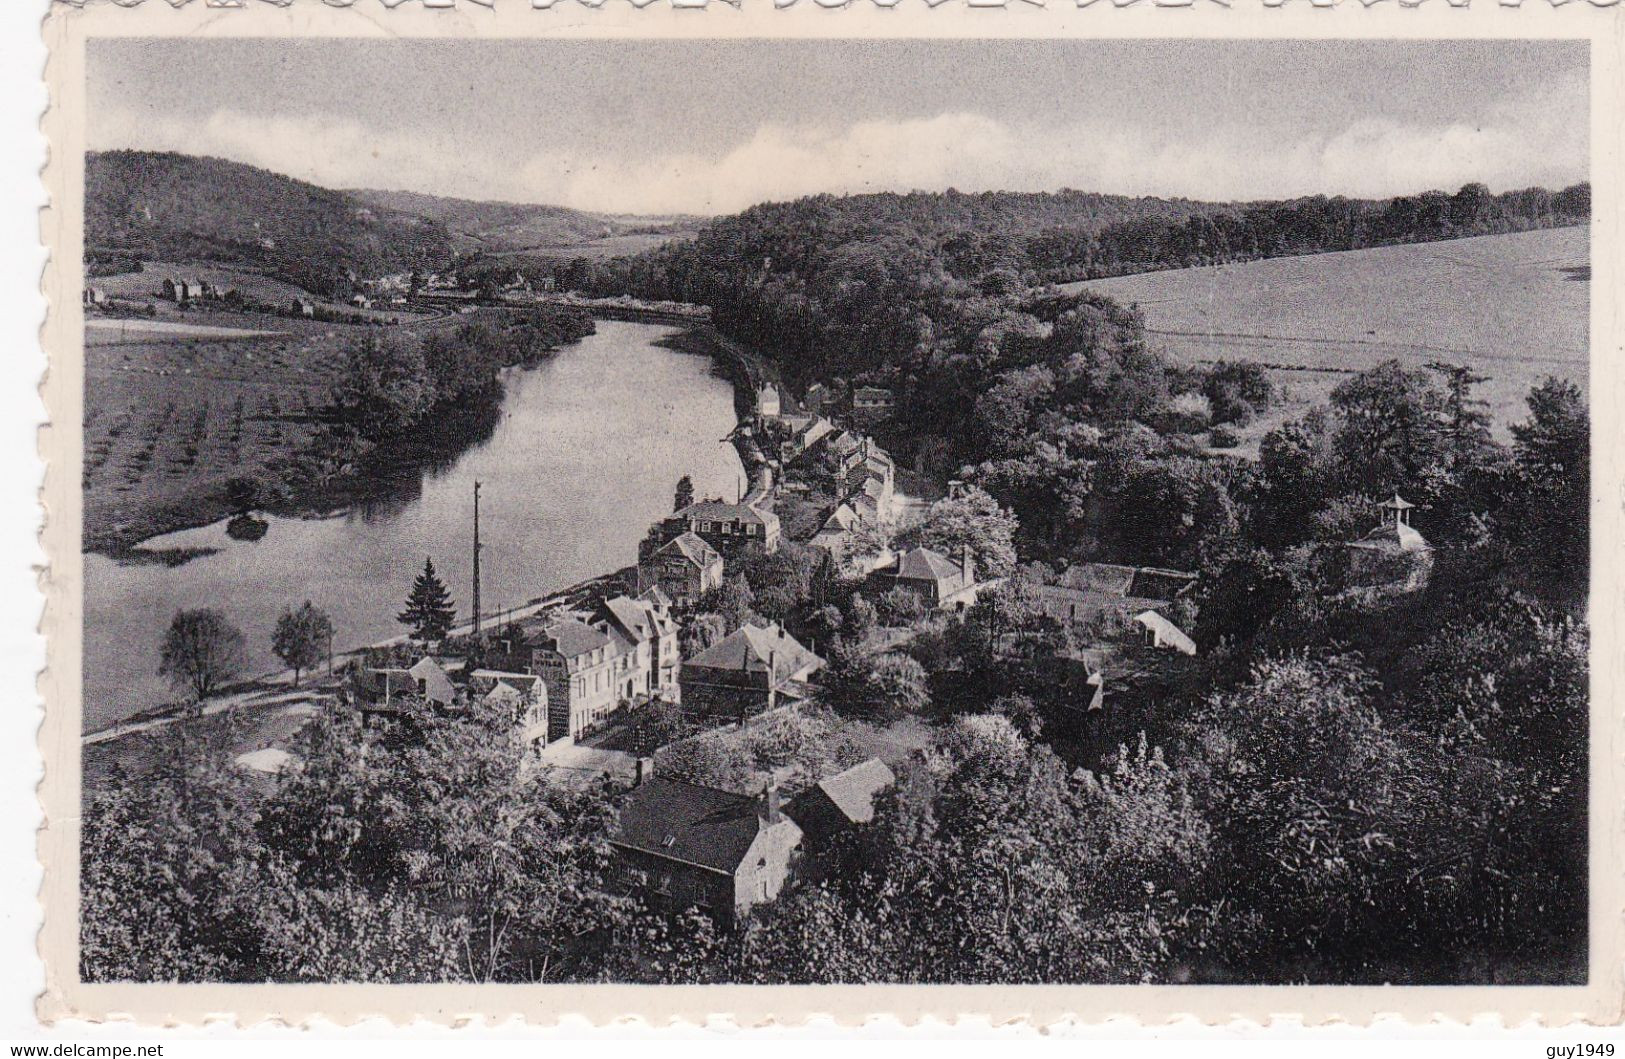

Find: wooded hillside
86;151;455;297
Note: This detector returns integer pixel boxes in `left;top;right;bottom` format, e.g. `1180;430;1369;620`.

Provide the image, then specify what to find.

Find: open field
83;312;350;552
92;261;421;324
86;318;287;340
81;280;476;553
1069;226;1589;447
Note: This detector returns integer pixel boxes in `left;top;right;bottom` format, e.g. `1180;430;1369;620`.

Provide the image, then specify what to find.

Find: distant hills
86;151;454;296
346;188;697;256
84;150;693;296
86;149;1588;304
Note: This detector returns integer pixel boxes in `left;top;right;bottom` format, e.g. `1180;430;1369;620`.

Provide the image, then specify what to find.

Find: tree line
155;555;463;708
225;306;596;509
541;183;1586;548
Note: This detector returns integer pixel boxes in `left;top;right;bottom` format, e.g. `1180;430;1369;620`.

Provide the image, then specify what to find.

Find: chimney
763;777;782;824
635;756;653;787
961;544;975;585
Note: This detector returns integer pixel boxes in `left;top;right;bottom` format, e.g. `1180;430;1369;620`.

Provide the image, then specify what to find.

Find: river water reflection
82;320;745;732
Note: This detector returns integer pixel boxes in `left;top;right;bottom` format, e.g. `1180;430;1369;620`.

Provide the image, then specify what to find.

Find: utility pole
472;480;483;640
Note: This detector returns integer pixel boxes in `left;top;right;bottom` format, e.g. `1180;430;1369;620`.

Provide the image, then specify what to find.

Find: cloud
92;79;1586;217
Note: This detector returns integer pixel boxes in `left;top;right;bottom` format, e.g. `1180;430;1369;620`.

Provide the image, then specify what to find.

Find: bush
1164;391;1213;434
1209;425;1242;448
877;586;928;625
1203;360;1274;426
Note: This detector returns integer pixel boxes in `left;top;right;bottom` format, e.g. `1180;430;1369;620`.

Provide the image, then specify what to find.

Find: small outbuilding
1133;610;1198;656
1343;493;1433;589
787;758;896;844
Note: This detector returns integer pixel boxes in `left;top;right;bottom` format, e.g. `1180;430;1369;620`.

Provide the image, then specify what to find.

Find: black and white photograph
66;30;1594;995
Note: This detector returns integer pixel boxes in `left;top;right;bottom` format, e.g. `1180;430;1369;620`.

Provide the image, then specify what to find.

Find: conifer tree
674;474;695;512
398;557;455;642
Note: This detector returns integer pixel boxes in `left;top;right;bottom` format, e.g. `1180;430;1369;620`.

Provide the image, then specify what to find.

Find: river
82;320;746;733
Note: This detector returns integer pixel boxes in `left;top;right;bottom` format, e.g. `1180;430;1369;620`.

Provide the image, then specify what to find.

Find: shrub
1209;425;1242;448
1203;360;1274;425
878;586;928;625
1164;391;1213;434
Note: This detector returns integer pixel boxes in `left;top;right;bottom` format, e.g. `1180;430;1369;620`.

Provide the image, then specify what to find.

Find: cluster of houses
773;380;894;424
336;354;1437;925
357;585;827;755
754;384;901;573
160;276;238;306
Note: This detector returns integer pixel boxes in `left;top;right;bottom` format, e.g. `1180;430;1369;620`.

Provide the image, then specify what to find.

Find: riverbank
656;324;778;499
87;393;509;561
83;561;637;752
84;306;595;560
84;318;746;738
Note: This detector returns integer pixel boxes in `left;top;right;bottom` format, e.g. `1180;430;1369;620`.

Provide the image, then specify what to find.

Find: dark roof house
611;775;803;921
684;623;824;686
881;546;976;608
653;499;782;557
679;623;825;719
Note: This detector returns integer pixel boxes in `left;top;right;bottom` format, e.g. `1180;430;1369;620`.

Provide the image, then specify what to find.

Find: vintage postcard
34;0;1624;1028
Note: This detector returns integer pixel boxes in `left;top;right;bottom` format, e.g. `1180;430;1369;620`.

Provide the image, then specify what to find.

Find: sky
87;38;1588;217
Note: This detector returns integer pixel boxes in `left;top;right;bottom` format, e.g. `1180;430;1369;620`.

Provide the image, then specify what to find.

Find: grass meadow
1070;226;1589;450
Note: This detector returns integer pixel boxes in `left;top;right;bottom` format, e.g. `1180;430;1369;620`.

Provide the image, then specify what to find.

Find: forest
85;151;456;298
554;181;1588;392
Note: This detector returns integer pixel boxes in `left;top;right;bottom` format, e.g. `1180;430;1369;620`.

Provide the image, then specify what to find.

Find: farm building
1031;562;1196;628
162;277;205;304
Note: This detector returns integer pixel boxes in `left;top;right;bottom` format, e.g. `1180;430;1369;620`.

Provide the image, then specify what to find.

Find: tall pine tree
674;474;695;512
398;557;455;642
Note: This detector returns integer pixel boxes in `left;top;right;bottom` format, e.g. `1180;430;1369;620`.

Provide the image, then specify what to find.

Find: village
61;34;1594;1001
164;360;1436;929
